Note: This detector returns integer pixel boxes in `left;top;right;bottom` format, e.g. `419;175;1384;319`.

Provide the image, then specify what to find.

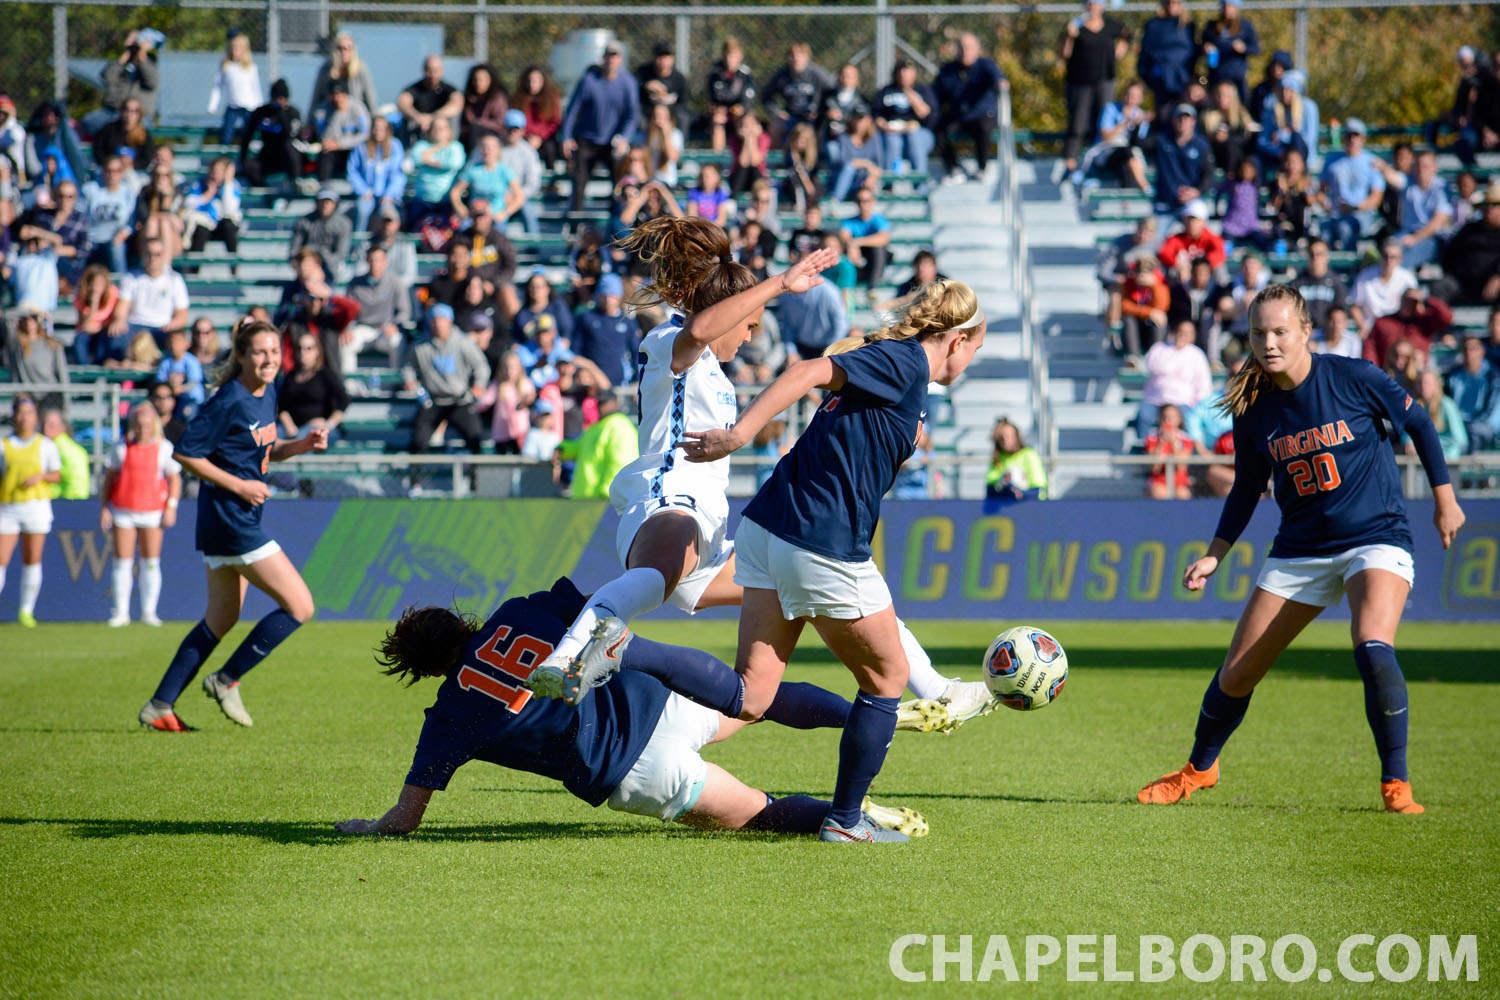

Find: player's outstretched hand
1434;496;1466;550
779;248;839;295
681;427;744;463
1183;555;1219;592
234;478;272;506
306;426;330;452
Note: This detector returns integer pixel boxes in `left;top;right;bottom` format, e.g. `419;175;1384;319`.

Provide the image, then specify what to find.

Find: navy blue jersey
1225;354;1418;558
743;337;928;561
404;578;671;806
174;378;280;556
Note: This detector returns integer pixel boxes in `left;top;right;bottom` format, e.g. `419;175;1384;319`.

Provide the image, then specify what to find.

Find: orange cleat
1381;779;1425;814
1138;760;1220;804
138;701;197;732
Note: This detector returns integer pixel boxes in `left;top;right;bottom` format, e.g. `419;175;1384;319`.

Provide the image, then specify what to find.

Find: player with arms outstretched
137;319;328;731
1138;284;1465;813
679;280;987;842
532;217;995;733
334;577;927;838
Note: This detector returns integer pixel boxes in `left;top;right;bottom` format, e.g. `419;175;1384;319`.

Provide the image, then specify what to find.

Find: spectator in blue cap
572;272;637;386
500;108;543;235
402;299;491;459
1320;117;1383;251
1248;49;1291;120
1257;68;1318;174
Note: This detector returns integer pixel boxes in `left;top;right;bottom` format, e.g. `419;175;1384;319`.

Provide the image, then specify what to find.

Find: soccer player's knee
738;692;772;721
1216;662;1257;699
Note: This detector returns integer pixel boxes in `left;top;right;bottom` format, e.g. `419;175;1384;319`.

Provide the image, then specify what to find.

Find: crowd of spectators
1080;16;1500;492
5;21;1499;502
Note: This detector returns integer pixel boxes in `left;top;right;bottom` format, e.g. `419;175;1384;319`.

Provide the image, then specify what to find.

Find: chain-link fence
3;1;1495;134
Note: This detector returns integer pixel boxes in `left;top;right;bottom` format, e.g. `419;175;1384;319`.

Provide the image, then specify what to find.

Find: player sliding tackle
335;578;928;838
529;217;995;734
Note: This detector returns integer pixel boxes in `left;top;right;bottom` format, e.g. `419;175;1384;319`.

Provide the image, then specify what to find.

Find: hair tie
719;253;733;265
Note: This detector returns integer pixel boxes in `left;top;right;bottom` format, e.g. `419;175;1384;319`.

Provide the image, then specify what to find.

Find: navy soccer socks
745;794;831;834
1354;640;1410;782
152;619;222;706
828;691;900;828
219;609;303;682
1188;671;1252;772
764;682;853;729
621;636;745;716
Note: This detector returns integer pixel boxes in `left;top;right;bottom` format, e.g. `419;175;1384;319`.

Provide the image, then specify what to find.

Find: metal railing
998;85;1052;465
36;446;1500;502
0;380;122;466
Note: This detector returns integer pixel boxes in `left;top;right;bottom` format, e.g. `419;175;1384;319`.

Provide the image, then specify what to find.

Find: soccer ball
982;626;1068;711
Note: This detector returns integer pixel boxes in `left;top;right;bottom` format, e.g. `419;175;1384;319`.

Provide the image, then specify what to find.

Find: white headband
951;306;985;331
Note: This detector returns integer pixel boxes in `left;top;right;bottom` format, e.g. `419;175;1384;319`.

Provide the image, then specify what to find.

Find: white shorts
614;495;734;614
109;506;164;530
203;539;282;569
606;692;721;822
733;517;893;621
1256;543;1415;608
0;500;52;536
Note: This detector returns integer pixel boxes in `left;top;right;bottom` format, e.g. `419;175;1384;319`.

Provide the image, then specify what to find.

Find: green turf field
2;619;1496;998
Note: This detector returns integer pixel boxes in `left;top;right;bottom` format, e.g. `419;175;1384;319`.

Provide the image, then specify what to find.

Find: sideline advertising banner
9;499;1498;622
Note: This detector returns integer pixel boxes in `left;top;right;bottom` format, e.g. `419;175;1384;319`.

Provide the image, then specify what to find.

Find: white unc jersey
608;316;739;519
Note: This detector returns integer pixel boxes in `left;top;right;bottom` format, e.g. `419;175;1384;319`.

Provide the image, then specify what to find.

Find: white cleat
862;795;929;838
108;613;130;628
202;670;254;727
562;618;632;706
527;653;572;700
141;614;163;627
936;679;1000;732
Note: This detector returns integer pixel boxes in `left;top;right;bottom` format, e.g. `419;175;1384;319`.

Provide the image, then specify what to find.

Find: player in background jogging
531;217;995;734
334;577;928;838
0;395;60;627
137;319;328;732
100;402;182;627
1138;283;1465;813
678;279;987;842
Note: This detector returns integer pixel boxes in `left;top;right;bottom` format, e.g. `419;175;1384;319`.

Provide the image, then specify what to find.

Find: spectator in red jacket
1362;287;1454;367
1120;256;1171;362
1157;199;1228;282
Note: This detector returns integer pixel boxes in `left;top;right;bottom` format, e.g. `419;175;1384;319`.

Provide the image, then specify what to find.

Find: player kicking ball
335;578;928;839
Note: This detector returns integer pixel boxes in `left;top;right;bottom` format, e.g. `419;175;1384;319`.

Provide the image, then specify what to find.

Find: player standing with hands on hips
138;318;328;732
1138;284;1464;813
681;280;986;842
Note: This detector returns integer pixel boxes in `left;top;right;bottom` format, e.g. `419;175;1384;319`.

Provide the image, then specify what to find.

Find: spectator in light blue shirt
1398;150;1454;269
155;328;207;414
80;155;135;273
778;277;849;361
1320;119;1385;251
347;116;406;233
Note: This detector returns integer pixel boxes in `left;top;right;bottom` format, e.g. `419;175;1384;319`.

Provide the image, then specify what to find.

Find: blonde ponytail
824;279;979;357
1217;282;1312;417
